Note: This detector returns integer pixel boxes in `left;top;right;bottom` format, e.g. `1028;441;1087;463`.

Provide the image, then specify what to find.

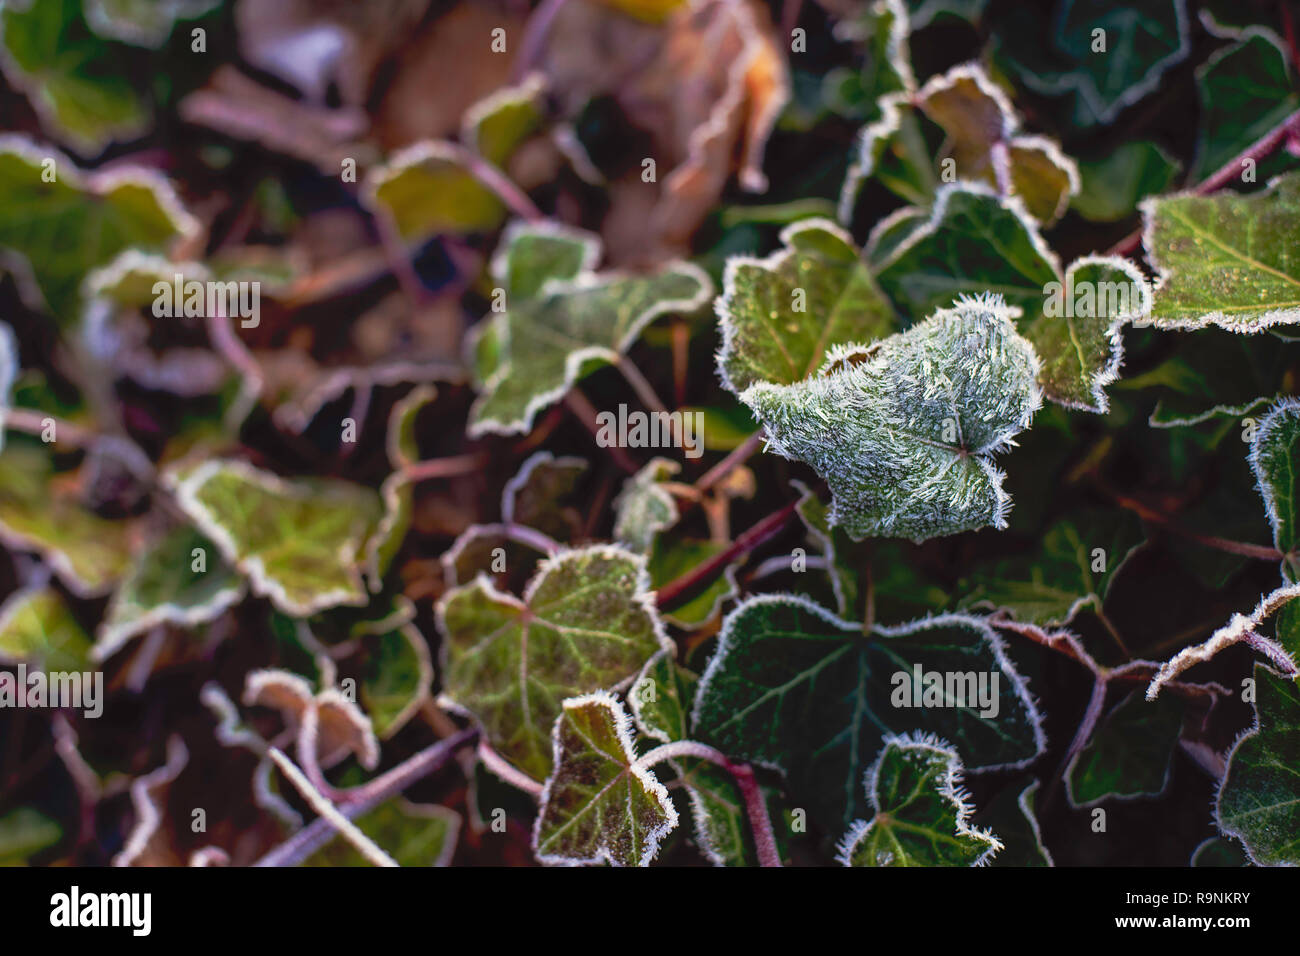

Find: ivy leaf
1066;690;1186;806
357;622;434;740
1073;141;1179;223
1248;398;1300;573
84;0;219;48
0;135;197;320
0;441;132;597
0;586;93;673
693;594;1044;831
1217;665;1300;865
1190;29;1300;184
959;511;1145;627
742;294;1041;542
169;459;384;618
0;0;149;155
1142;171;1300;329
462;73;546;168
95;524;244;662
437;545;670;780
362;141;507;244
1191;835;1249;868
303;800;459;867
244;669;379;770
974;779;1052;866
613;458;681;553
631;649;695;744
648;537;739;629
533;691;678;867
502;450;587;542
366;385;435;591
837;733;1002;866
467;221;711;436
716;218;898;394
0;807;61;865
994;0;1191;128
907;0;986;29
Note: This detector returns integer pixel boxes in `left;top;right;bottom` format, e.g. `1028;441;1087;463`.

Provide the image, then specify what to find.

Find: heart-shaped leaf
362;140;508;244
613;458;681;553
837;733;1002;866
533;691;677;866
693;594;1043;831
0;586;92;673
1066;689;1186;806
1248;397;1300;569
437;544;670;780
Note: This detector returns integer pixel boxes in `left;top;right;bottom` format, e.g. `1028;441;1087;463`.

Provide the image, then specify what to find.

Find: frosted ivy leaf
1191;836;1249;868
363;141;509;244
244;669;379;770
1142;171;1300;330
437;545;670;781
716;218;898;394
0;586;93;673
169;459;384;618
1249;399;1300;581
693;594;1043;831
95;525;244;662
649;537;739;629
1065;690;1185;807
84;0;219;48
0;0;149;155
357;622;433;740
461;73;546;168
468;221;710;435
303;800;459;868
995;0;1190;128
875;184;1147;411
741;294;1041;542
533;692;677;867
0;136;197;320
366;385;435;591
974;779;1052;867
631;649;695;744
613;458;680;553
0;441;132;597
0;321;15;454
502;450;587;542
1073;141;1179;223
1217;665;1300;866
837;734;1001;867
1190;29;1299;183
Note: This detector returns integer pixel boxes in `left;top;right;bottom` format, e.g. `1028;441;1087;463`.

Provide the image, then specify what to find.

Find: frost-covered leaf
362;141;507;244
837;733;1002;866
366;386;435;590
649;537;739;628
0;441;132;596
794;479;868;620
1073;141;1179;222
613;458;680;553
462;73;546;168
243;669;379;771
84;0;219;48
742;294;1041;542
170;459;384;618
304;799;459;867
0;807;61;865
1217;665;1300;865
1142;171;1300;330
437;545;670;780
1066;690;1185;806
0;0;148;155
0;136;196;319
1191;835;1249;867
1249;398;1300;569
357;622;433;739
631;649;695;744
533;691;677;866
468;220;710;435
716;218;897;393
693;594;1043;831
1190;29;1299;183
95;525;244;662
995;0;1190;127
503;450;587;542
959;511;1145;627
0;586;92;672
974;779;1051;866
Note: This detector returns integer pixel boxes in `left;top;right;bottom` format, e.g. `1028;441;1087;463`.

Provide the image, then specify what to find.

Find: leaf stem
615;355;671;417
636;740;782;867
655;499;799;609
1110;490;1284;561
402;452;490;482
477;741;544;797
696;428;765;493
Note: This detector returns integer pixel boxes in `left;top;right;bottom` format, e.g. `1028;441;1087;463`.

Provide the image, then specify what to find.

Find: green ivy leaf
1190;29;1300;183
462;73;546;168
533;691;677;866
0;441;132;596
95;524;244;662
0;807;62;865
366;385;436;590
1249;398;1300;572
1217;665;1300;865
995;0;1190;128
437;545;670;780
1073;141;1179;222
742;294;1041;542
974;779;1052;866
613;458;681;554
0;135;196;320
502;450;587;542
1191;835;1249;867
693;594;1043;831
1066;690;1186;805
1142;171;1300;329
362;141;507;243
357;622;433;739
0;0;149;155
648;537;738;629
0;586;92;673
717;219;898;393
467;221;711;435
837;733;1002;866
169;459;384;617
303;799;459;867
